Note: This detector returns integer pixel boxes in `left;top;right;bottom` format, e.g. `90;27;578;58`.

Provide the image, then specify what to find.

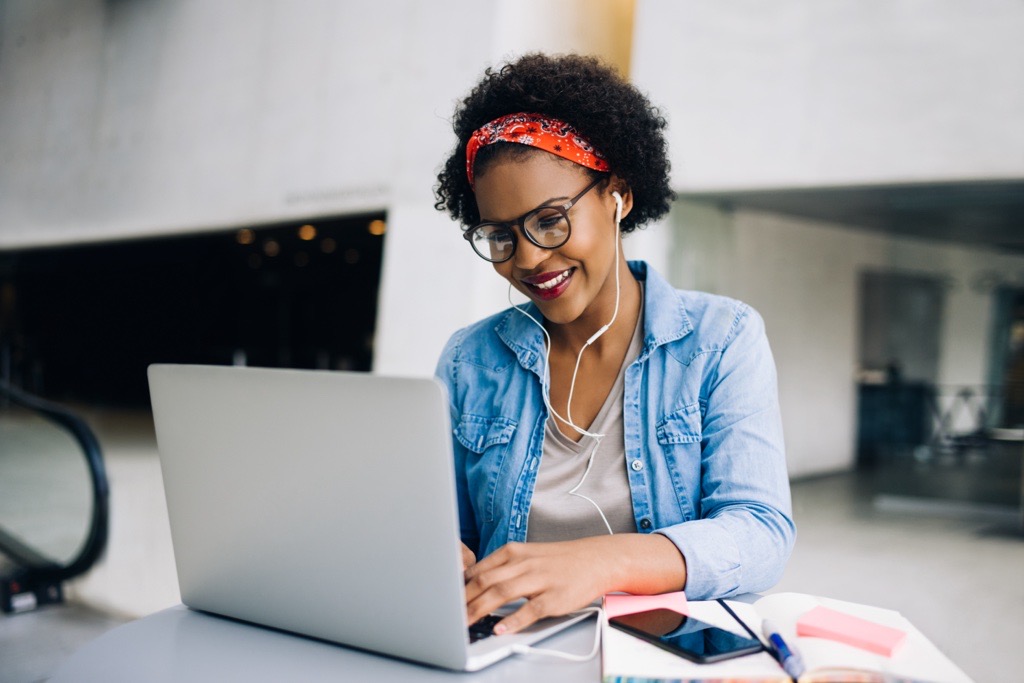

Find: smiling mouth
533;270;572;290
522;268;575;300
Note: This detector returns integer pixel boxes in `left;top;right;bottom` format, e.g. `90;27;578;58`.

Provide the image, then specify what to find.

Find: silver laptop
147;364;589;671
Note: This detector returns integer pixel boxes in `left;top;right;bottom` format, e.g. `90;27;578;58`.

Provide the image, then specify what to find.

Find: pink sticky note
603;591;689;619
796;605;906;657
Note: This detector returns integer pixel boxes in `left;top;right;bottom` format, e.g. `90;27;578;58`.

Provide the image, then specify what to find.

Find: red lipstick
521;268;575;301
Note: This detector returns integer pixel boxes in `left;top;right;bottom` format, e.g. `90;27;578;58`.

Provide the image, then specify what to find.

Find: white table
50;605;600;682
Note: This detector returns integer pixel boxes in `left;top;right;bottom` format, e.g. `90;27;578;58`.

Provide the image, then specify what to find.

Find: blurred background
1;1;1022;681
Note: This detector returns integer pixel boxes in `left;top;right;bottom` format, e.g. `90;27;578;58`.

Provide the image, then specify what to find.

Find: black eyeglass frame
462;174;607;263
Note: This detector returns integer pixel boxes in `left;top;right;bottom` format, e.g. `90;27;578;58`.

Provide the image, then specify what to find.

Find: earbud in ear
612;191;623;226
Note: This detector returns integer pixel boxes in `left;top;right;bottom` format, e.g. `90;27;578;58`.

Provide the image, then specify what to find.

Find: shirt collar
630;260;693;360
494;300;548;377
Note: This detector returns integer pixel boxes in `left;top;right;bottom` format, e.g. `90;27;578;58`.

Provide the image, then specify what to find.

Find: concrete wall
0;0;404;247
632;0;1024;190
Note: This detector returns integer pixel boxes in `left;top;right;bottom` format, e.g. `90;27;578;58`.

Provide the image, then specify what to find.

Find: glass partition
0;383;109;613
0;403;93;568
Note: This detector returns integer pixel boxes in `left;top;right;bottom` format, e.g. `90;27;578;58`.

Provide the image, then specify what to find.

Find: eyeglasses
463;175;605;263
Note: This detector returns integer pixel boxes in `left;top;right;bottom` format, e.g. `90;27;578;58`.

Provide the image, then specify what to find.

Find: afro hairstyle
434;53;673;234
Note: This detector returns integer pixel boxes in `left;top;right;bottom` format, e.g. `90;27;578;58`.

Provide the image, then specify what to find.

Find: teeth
533;270;571;290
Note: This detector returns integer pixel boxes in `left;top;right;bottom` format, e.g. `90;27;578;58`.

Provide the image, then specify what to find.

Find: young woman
434;54;794;636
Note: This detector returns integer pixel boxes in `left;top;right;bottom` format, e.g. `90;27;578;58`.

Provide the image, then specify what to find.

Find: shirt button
630;459;644;472
640;518;652;530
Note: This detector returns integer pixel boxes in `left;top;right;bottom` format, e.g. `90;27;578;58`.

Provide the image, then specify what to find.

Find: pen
762;619;805;681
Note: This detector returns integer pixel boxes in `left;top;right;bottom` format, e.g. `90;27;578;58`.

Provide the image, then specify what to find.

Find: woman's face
472;151;631;328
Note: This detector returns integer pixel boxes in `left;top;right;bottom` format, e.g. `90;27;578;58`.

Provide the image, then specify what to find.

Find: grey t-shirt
526;300;644;542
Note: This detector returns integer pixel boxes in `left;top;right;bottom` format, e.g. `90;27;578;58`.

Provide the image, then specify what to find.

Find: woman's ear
607;175;634;222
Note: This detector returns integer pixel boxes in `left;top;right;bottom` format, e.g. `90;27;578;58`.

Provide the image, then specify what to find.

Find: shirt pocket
455;414;518;523
654;402;702;520
656;402;702;444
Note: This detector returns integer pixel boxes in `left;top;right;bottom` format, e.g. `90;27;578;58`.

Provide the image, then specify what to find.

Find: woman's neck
546;258;641;356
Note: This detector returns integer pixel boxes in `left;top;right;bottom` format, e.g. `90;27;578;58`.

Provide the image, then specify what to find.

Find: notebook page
747;593;972;683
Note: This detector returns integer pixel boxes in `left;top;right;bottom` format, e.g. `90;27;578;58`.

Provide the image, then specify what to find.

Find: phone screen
609;608;764;663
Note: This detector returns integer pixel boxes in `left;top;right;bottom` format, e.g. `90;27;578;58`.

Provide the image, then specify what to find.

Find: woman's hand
461;541;477;572
463;533;686;634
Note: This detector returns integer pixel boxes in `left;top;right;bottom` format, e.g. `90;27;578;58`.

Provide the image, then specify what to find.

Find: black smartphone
609;608;764;664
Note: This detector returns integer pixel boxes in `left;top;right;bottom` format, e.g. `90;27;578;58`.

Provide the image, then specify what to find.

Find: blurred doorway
856;270;946;465
857;272;1021;512
988;287;1024;428
858;270;945;385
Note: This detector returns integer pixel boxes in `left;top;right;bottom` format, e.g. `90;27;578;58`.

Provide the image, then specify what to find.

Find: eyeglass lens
469;207;570;262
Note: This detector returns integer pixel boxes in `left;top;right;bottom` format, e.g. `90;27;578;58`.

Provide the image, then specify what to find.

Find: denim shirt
434;261;795;600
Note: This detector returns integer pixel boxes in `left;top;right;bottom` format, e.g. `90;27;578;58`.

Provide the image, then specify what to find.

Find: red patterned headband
465;112;609;187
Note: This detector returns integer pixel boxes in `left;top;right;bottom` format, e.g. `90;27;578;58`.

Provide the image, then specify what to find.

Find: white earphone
582;191;622;346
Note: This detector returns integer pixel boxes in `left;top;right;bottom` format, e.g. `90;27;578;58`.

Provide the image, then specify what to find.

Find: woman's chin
534;298;587;327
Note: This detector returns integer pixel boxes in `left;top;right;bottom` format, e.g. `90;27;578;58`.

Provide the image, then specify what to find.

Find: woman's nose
513;234;550;271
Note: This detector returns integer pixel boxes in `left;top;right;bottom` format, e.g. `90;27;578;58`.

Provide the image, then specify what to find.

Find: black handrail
0;380;110;594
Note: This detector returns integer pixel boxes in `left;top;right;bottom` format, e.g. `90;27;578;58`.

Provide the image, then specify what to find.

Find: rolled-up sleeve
657;305;795;599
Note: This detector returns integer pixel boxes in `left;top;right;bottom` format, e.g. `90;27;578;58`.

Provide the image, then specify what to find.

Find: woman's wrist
602;532;687;595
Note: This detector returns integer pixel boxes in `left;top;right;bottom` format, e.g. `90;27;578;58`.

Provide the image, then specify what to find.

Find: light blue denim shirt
435;261;795;599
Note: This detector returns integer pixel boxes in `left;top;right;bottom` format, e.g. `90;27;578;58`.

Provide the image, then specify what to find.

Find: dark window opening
0;213;386;407
991;288;1024;428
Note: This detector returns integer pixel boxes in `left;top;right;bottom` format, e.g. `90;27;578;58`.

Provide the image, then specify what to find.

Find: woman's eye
535;213;567;231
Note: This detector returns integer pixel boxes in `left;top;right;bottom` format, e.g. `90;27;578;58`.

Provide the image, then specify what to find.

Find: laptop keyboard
468;614;503;643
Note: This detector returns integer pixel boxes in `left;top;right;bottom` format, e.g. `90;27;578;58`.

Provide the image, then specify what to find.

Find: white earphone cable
507;189;624;536
508;606;604;661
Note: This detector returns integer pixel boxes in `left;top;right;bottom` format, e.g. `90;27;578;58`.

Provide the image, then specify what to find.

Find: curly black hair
434;53;673;234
